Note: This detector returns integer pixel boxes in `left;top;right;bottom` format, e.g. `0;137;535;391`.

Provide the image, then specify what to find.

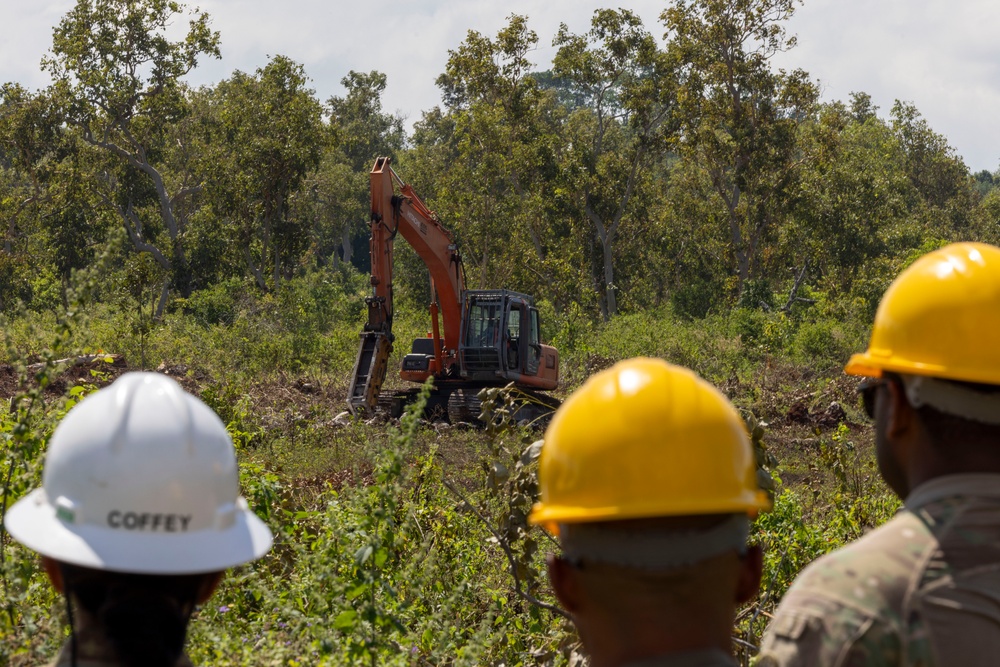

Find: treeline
1;0;998;329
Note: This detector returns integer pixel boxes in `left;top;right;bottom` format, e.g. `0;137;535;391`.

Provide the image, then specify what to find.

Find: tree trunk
245;246;269;291
341;226;353;266
5;212;15;254
585;204;618;321
154;277;170;320
601;235;617;318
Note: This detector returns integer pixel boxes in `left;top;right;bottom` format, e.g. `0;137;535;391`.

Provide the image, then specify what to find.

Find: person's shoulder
756;510;936;666
785;509;933;611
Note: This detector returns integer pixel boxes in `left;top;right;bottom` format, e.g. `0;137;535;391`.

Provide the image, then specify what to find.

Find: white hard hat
5;372;273;574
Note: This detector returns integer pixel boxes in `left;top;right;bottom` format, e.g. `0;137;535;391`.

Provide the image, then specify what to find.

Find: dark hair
60;563;218;667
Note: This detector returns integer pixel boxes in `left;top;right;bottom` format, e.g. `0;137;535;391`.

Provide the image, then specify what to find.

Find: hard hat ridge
107;372;197;455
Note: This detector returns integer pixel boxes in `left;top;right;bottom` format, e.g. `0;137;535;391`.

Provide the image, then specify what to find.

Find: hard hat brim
5;488;273;574
844;351;983;383
528;490;772;534
844;353;887;378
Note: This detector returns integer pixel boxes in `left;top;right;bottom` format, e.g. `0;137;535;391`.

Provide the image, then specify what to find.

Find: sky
2;0;1000;172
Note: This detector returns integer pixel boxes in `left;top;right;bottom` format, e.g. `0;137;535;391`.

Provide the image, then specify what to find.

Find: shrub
182;277;249;326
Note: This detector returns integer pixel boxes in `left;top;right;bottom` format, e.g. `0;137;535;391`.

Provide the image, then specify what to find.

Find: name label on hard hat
107;510;193;532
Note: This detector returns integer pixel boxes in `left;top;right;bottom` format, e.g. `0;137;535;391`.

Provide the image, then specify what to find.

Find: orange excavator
347;157;559;422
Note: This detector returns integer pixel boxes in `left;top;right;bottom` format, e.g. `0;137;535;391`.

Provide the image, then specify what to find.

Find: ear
547;554;582;614
735;544;763;605
195;571;225;604
883;378;917;440
42;556;64;593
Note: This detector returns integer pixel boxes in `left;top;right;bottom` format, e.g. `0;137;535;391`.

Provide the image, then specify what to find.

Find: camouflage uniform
42;627;194;667
624;648;738;666
757;474;1000;666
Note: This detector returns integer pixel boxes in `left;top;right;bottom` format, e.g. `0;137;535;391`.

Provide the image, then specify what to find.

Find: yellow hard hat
845;242;1000;383
529;358;770;532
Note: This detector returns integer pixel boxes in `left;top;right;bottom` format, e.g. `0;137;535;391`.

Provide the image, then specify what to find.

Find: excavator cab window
506;303;522;371
526;308;541;375
466;301;502;349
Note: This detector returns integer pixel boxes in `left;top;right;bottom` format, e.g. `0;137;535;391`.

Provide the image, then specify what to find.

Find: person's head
5;372;273;667
529;358;770;665
847;242;1000;498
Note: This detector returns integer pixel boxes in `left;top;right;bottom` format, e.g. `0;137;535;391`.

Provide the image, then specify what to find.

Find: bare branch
244;245;269;291
780;261;812;313
119;204;172;270
441;477;571;620
169;185;203;208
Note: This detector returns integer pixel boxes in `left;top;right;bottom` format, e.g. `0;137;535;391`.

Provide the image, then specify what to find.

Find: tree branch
119;203;172;270
441;477;571;621
781;261;813;313
244;244;269;291
169;185;203;208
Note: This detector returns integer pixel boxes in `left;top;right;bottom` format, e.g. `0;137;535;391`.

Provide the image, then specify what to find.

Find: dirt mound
0;354;129;400
0;355;223;400
786;402;811;424
785;400;849;427
289;466;376;493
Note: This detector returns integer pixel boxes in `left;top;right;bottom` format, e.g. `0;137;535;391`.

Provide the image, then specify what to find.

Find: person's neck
580;613;732;667
59;612;119;662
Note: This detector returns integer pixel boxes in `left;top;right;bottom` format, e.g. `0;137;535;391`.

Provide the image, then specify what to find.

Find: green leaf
345;583;368;601
333;610;357;630
353;544;373;566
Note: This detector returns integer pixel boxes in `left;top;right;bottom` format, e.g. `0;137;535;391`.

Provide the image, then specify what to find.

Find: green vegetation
0;266;899;666
0;0;990;664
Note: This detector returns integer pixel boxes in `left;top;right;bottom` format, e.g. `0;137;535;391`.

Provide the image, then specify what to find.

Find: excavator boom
348;157;465;414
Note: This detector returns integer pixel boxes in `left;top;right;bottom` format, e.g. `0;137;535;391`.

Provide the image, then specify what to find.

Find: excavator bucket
348;331;393;415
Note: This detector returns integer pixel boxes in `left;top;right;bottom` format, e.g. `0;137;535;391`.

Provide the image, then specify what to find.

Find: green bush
182;277;249;326
671;278;721;319
790;320;853;368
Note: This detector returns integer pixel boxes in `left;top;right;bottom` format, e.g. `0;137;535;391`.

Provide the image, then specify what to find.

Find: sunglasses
857;378;886;419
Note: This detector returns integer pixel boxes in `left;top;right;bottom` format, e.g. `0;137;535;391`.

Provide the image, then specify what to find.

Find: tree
790;100;911;284
44;0;220;315
553;9;676;318
428;15;574;305
0;84;65;255
663;0;817;292
208;56;324;291
0;84;109;307
313;70;406;268
329;71;406;172
889;100;975;230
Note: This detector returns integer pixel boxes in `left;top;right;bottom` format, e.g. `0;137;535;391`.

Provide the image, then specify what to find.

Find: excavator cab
458;290;556;388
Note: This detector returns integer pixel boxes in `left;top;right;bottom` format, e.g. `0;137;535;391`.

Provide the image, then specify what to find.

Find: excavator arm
348;157;465;414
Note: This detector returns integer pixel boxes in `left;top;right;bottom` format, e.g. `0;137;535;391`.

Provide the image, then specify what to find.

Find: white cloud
773;0;1000;170
3;0;999;170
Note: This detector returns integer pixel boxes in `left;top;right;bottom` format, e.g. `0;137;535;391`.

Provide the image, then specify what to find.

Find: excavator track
447;386;560;427
374;385;559;428
508;388;561;428
446;388;482;425
377;388;450;421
